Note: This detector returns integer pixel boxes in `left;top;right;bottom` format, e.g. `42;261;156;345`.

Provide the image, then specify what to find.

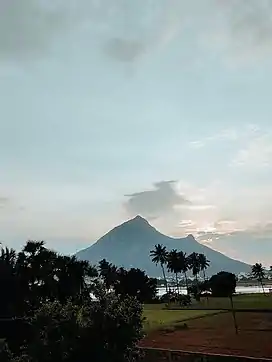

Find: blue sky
1;0;272;265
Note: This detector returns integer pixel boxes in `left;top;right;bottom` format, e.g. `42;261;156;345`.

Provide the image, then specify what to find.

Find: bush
159;293;191;307
6;294;144;362
177;294;191;307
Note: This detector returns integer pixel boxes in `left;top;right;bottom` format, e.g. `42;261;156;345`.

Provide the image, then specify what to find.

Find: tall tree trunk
184;271;189;294
230;295;238;335
260;278;265;294
175;273;179;295
203;269;206;281
195;273;198;284
161;264;168;294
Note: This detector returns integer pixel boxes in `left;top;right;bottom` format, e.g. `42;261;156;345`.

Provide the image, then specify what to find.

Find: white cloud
188;125;258;149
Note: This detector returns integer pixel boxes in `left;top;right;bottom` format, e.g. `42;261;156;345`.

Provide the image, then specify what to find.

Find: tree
7;294;143;362
187;252;200;282
198;254;210;280
251;263;266;294
209;271;238;334
114;268;157;303
178;251;189;292
99;259;118;290
167;249;181;294
0;242;144;361
150;244;169;293
0;241;99;318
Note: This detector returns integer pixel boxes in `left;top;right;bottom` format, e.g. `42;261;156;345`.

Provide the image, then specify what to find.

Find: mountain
75;216;251;277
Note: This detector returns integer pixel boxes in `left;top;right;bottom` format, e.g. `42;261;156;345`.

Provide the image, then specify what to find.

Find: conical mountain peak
76;217;251;277
116;215;154;232
130;215;150;224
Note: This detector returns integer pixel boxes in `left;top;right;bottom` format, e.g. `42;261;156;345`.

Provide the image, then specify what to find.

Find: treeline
0;241;150;362
0;240;265;359
150;244;210;293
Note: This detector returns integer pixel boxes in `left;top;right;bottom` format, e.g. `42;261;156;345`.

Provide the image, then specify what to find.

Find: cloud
189;127;238;149
231;133;272;167
198;227;272;266
124;180;190;219
203;0;272;66
189;125;259;150
103;0;184;63
0;0;71;61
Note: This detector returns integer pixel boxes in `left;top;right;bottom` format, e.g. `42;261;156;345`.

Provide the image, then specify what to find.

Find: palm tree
198;254;210;280
150;244;169;293
177;251;189;292
251;263;266;294
187;252;201;282
167;249;181;294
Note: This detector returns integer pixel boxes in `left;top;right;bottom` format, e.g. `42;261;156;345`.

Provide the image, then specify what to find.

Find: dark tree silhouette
209;271;238;334
114;267;157;303
251;263;266;294
150;244;169;293
187;252;201;282
99;259;118;290
0;242;144;361
167;249;182;294
198;253;210;280
178;251;189;291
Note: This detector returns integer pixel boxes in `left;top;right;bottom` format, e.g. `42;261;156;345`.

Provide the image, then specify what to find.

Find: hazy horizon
1;0;272;266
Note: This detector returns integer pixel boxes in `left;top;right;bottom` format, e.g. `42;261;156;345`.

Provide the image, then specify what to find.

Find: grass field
143;294;272;332
143;304;220;331
167;293;272;310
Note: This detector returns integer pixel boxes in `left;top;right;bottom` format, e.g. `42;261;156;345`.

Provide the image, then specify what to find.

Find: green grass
163;293;272;310
143;305;220;331
142;294;272;332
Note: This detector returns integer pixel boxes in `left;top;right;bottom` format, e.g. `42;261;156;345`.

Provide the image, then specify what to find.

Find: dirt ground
139;312;272;359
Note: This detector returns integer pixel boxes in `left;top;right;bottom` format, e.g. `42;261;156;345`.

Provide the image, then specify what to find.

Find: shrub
6;294;144;362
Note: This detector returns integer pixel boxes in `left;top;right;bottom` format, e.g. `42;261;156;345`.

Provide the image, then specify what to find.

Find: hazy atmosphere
1;0;272;265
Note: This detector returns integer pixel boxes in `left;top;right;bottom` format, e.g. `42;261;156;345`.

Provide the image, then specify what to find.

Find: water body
157;285;272;296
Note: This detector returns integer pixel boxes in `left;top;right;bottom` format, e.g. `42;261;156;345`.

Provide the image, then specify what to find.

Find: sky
1;0;272;266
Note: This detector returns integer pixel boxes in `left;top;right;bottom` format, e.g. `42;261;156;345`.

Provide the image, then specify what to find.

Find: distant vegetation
0;240;271;360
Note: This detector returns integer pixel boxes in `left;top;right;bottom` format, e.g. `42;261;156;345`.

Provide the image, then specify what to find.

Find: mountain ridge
76;215;251;276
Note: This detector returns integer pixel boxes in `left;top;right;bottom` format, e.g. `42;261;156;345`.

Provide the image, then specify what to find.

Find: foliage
187;252;201;280
198;254;210;280
209;271;236;298
208;271;238;333
0;242;144;361
0;242;98;319
114;267;157;303
176;294;192;307
8;293;143;362
251;263;266;293
150;244;169;292
98;259;118;290
188;280;210;301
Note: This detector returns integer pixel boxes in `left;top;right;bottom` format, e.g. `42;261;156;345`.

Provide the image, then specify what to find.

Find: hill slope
75;216;250;276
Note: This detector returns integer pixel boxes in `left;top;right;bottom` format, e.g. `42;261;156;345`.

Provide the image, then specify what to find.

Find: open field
140;311;272;359
143;305;220;331
166;293;272;310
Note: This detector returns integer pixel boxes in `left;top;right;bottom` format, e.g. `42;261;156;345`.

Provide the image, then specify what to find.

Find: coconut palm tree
150;244;169;293
251;263;266;294
187;252;201;282
167;249;181;294
198;253;210;280
177;251;189;292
